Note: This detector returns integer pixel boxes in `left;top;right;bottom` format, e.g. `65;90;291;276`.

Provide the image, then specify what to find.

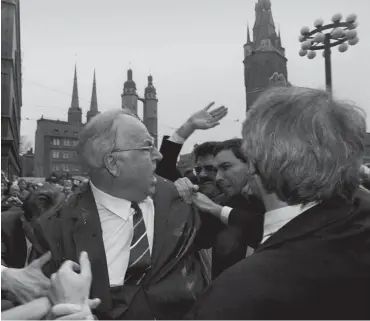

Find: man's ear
104;154;121;177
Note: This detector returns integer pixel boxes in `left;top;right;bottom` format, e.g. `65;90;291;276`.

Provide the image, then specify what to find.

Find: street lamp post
299;13;359;93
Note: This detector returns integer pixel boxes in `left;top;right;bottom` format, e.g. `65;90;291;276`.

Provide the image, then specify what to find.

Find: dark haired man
193;138;265;278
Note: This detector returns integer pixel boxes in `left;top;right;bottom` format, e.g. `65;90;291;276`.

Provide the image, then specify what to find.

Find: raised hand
2;252;52;303
188;102;228;130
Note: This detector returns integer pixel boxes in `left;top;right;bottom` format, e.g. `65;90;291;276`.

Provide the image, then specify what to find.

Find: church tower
143;75;158;147
121;69;138;114
68;65;82;124
243;0;287;110
86;70;99;123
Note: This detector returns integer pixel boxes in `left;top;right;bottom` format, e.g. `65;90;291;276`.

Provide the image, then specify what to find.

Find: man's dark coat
186;189;370;320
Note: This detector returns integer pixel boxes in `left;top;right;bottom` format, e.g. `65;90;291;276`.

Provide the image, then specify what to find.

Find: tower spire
247;23;251;43
253;0;276;46
87;69;99;122
71;64;79;109
68;65;82;124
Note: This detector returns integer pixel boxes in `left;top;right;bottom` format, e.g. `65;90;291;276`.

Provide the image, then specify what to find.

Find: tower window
64;139;71;146
52;138;60;146
63;152;69;159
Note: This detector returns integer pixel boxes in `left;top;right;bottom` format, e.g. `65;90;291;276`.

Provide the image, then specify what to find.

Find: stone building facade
34;67;98;177
1;0;22;178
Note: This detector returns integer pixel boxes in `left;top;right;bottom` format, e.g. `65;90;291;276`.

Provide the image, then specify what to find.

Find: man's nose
215;170;223;183
152;147;163;162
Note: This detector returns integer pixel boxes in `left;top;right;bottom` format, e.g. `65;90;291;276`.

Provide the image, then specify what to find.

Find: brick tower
243;0;287;110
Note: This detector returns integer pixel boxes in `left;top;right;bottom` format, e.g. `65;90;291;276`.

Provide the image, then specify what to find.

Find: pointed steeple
68;65;82;124
278;27;282;47
86;69;99;123
71;65;79;109
247;23;252;43
253;0;277;47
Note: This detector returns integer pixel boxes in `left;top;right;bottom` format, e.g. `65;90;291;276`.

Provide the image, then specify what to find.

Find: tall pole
299;13;359;94
324;34;332;93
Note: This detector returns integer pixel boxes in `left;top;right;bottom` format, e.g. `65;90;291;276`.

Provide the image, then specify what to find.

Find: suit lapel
149;176;171;272
148;176;194;278
70;186;112;313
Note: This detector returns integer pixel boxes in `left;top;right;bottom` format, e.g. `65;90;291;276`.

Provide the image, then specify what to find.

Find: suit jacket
1;206;27;269
210;194;264;279
186;188;370;320
33;176;209;319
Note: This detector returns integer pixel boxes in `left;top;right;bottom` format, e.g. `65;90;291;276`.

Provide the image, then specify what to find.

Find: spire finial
127;69;133;81
71;65;79;109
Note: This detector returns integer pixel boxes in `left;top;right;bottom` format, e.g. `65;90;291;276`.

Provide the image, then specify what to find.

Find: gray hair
78;109;138;172
242;86;367;204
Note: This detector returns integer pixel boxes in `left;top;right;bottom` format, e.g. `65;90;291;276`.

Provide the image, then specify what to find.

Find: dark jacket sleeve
155;135;183;182
228;208;264;248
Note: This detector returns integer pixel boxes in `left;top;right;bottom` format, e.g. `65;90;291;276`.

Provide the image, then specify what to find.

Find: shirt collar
90;181;132;220
263;202;318;237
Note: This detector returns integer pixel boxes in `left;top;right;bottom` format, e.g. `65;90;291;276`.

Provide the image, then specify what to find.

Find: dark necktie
124;202;151;285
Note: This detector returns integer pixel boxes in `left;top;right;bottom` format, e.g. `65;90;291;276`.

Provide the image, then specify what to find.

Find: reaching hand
48;251;92;306
192;192;223;217
2;252;52;303
188;102;228;131
175;177;199;204
47;298;101;320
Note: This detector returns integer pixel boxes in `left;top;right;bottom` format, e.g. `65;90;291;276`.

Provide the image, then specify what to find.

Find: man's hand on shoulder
192;192;223;219
1;252;52;303
175;177;199;204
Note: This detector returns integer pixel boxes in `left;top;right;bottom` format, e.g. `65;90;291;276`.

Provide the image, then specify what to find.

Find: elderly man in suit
187;86;370;319
30;109;212;320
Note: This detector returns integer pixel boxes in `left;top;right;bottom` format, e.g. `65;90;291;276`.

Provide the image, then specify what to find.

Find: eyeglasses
112;146;154;153
111;138;156;154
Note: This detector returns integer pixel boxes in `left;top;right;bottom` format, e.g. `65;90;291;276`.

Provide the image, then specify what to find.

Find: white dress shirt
220;202;318;255
261;202;317;243
90;182;155;286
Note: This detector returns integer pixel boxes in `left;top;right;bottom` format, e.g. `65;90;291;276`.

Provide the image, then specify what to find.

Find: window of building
52;164;60;171
63;164;70;172
64;139;70;146
64;130;68;134
72;151;77;159
72;140;78;147
54;129;60;134
52;151;60;159
52;138;60;146
63;152;69;159
73;132;78;137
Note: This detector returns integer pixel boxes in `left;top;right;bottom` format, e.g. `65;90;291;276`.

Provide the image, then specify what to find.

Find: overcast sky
20;0;370;154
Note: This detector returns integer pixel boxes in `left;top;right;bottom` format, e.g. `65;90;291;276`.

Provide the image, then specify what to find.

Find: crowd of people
1;84;370;319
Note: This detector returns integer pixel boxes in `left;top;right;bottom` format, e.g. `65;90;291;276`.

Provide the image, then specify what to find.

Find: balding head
78;108;162;202
78;109;139;172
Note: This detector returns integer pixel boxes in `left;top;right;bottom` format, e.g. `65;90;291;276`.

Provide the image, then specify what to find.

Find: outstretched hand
188;102;228;130
2;252;52;304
